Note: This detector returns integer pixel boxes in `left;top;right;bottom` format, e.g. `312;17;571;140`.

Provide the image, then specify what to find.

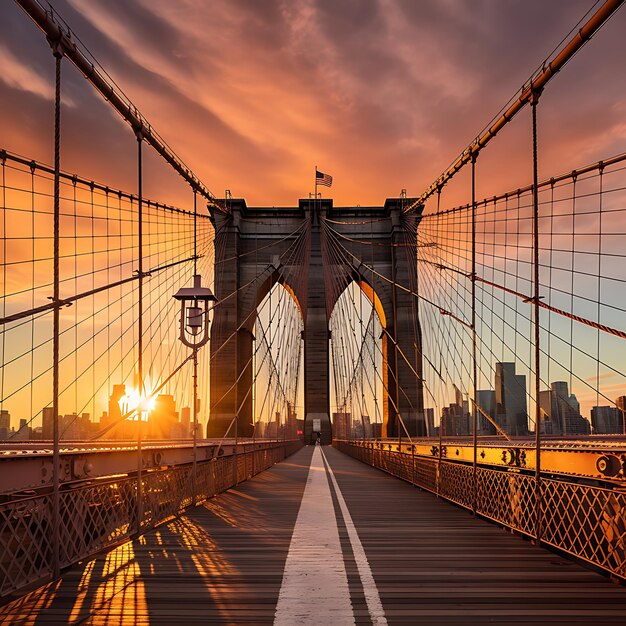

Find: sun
119;389;157;422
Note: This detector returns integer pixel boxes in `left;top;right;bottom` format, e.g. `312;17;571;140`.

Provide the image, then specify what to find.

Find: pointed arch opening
329;280;387;439
253;280;304;439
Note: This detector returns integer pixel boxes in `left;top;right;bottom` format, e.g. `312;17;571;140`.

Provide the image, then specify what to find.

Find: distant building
14;418;31;441
538;390;554;434
149;394;179;439
441;404;470;437
353;420;365;439
287;403;298;439
615;396;626;434
181;406;191;437
42;406;55;439
62;412;92;440
495;362;528;435
263;412;281;438
0;409;10;439
104;384;127;436
476;390;496;435
371;422;383;439
591;405;621;434
441;387;470;437
63;414;79;440
540;382;590;435
332;412;351;440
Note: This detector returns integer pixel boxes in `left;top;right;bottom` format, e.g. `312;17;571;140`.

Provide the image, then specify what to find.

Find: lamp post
174;274;216;350
174;274;216;503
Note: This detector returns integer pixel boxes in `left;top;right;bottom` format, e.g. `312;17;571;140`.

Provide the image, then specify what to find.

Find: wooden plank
0;449;313;625
1;445;625;624
323;446;626;625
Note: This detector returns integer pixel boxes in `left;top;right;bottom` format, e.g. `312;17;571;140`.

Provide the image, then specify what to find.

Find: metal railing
0;439;302;598
335;439;626;581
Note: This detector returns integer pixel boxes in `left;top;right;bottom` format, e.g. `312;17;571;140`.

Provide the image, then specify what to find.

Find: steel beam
0;439;284;495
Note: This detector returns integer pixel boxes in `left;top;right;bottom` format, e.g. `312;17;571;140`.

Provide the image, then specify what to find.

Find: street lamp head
173;274;216;349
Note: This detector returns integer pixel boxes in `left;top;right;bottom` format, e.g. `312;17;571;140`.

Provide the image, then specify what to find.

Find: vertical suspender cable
531;90;542;542
391;228;400;445
436;189;443;496
252;218;258;467
51;48;62;580
136;132;144;535
471;154;478;515
192;188;198;504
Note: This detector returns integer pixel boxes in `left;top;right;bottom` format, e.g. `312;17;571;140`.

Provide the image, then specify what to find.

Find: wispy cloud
0;44;54;100
1;0;625;206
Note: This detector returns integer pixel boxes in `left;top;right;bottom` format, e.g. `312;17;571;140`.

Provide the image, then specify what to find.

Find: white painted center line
322;447;388;626
274;446;355;626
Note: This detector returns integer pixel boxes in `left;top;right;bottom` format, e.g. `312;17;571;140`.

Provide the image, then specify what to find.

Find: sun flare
119;389;156;421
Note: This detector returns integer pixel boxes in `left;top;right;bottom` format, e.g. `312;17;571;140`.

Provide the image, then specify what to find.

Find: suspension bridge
2;0;626;623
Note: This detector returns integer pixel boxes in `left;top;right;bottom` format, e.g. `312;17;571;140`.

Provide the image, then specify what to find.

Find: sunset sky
1;0;626;210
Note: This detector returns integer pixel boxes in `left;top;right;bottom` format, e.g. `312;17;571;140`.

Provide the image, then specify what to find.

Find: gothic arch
208;198;425;441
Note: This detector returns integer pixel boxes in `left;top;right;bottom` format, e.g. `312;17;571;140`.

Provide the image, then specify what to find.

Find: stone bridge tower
208;198;424;444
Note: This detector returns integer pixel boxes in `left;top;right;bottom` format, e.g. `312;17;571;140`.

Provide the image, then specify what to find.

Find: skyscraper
0;409;10;439
42;406;55;440
476;390;496;435
441;389;470;437
181;406;191;436
540;382;590;435
615;396;626;434
106;384;127;429
539;389;555;434
14;419;31;441
332;412;351;440
591;405;621;434
150;394;179;439
495;362;528;435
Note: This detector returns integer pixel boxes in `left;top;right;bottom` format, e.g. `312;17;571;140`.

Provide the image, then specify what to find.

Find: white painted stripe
322;448;388;626
274;446;355;626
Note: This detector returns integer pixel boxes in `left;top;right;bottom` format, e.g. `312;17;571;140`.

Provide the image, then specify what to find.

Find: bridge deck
1;446;626;624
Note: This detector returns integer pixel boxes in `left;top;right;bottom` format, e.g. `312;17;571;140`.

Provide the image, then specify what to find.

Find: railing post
51;44;63;580
531;86;543;542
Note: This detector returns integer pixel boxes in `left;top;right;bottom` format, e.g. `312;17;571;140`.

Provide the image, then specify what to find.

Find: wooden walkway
1;446;626;624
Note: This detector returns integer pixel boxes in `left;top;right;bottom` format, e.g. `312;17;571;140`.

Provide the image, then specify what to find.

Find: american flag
316;170;333;187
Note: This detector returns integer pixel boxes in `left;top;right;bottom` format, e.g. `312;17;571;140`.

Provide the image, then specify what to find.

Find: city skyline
5;359;626;439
